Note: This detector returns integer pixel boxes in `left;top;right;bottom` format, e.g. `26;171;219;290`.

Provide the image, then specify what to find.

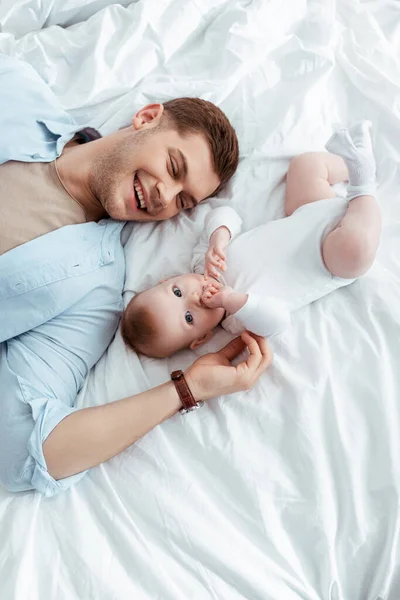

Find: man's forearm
43;333;274;484
43;381;182;480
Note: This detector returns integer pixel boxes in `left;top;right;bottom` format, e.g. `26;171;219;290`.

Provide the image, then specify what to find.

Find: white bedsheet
1;1;400;599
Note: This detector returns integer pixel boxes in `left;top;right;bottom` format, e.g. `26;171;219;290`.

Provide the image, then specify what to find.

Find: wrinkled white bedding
1;1;400;599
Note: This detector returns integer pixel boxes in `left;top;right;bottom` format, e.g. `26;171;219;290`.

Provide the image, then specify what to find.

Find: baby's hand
201;280;234;309
204;226;231;280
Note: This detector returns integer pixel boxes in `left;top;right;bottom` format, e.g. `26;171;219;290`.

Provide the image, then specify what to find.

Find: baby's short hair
120;293;158;354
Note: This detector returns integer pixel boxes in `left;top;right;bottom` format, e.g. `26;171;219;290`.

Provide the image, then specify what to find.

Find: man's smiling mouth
133;174;147;211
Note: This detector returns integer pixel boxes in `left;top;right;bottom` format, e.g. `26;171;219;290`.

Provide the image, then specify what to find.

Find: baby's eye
185;311;194;324
173;286;182;297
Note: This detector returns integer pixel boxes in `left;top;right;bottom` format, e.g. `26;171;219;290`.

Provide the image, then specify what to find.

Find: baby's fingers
218;258;226;272
215;246;226;261
204;280;222;291
208;266;221;280
207;251;223;269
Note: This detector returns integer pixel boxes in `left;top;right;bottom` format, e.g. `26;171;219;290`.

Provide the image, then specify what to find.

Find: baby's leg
322;122;381;279
285;152;348;216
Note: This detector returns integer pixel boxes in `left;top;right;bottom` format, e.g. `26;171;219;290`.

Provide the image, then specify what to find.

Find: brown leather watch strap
171;370;203;414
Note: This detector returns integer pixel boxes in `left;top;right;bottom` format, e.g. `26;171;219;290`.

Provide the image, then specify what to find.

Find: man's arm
43;332;273;480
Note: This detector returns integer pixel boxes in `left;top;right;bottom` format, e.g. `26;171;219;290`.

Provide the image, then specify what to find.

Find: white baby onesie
192;197;355;337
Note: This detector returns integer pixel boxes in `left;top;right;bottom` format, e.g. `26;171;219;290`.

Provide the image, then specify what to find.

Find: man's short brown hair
163;98;239;195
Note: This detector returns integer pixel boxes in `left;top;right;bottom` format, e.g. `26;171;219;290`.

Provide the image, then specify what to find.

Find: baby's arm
204;206;242;279
202;281;291;337
205;226;231;280
191;205;242;276
202;280;248;313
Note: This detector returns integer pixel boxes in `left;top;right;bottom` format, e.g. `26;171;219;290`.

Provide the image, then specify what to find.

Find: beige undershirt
0;159;87;256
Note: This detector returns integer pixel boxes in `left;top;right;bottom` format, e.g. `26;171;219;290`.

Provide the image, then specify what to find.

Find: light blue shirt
0;55;126;496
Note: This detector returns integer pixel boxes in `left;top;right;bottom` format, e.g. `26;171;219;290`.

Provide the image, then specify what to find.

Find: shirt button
32;153;41;159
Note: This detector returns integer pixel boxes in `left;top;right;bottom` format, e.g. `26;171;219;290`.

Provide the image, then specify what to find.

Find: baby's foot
325;120;376;200
348;121;373;153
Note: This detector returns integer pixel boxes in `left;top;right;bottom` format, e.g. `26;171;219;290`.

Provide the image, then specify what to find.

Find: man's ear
189;330;214;350
132;103;164;130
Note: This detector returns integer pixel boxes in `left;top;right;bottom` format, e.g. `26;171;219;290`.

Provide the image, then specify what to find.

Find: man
0;55;272;497
1;56;239;253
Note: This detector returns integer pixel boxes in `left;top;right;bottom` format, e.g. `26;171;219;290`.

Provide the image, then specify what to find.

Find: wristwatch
171;370;204;414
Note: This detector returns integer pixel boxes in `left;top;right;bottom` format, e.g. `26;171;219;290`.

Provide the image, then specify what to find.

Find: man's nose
157;182;182;209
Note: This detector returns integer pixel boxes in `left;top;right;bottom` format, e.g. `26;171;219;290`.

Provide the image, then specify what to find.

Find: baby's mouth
199;296;208;309
133;174;147;211
199;286;209;308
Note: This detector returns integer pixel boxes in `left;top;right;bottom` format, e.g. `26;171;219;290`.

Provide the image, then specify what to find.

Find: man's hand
204;226;231;280
185;332;273;402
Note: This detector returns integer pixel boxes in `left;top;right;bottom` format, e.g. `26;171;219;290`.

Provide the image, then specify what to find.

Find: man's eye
185;311;194;324
170;158;177;177
173;286;182;297
178;194;186;210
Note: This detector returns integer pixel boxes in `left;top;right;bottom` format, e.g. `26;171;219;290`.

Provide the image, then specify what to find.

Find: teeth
134;181;143;201
134;175;146;209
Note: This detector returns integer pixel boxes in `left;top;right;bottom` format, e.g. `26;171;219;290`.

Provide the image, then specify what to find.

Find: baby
121;122;381;358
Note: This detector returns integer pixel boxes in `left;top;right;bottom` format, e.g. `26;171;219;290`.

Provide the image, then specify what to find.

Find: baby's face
138;273;224;355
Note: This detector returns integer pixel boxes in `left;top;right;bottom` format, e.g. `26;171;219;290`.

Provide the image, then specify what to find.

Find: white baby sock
325;120;376;201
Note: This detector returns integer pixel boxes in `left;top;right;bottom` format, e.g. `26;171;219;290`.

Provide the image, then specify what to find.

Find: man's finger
218;336;247;362
240;331;262;371
255;333;274;366
242;331;273;371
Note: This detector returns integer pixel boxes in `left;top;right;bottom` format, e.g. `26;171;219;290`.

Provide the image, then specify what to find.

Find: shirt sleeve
0;54;77;164
191;205;242;275
204;206;242;239
222;293;292;337
0;342;87;497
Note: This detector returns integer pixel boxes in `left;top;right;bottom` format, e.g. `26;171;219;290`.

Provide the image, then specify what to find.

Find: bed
1;1;400;599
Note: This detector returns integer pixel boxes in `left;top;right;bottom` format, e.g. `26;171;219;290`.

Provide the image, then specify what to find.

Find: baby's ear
189;331;214;350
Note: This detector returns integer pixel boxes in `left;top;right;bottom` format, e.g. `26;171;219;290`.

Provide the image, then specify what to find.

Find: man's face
89;104;221;221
